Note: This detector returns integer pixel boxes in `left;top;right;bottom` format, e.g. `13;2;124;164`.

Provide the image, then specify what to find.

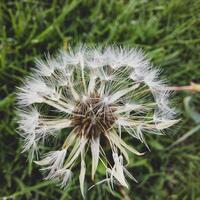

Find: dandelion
16;45;178;197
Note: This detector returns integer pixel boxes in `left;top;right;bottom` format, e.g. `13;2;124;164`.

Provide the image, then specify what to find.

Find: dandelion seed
17;45;178;197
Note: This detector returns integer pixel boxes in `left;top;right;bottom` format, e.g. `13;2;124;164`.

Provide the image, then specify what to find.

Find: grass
0;0;200;199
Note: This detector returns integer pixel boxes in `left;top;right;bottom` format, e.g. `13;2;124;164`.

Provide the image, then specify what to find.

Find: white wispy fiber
35;149;67;179
16;45;178;197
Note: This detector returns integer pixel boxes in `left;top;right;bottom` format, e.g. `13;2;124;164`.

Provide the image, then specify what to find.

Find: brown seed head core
71;95;116;139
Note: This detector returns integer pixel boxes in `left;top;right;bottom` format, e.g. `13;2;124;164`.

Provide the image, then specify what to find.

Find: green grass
0;0;200;199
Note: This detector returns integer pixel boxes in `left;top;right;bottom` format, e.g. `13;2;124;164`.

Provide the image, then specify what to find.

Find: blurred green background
0;0;200;199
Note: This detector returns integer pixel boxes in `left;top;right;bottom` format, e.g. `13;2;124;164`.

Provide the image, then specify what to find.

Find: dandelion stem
165;82;200;92
118;187;132;200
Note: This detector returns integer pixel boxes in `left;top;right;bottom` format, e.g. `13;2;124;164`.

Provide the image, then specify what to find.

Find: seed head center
72;96;116;139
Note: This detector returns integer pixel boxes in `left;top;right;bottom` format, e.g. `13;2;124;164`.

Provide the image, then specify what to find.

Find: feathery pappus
16;45;178;197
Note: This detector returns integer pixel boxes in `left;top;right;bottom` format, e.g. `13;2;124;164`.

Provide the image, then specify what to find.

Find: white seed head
16;45;178;197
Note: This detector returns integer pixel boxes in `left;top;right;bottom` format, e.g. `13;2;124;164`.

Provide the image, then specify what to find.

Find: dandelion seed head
16;45;178;197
